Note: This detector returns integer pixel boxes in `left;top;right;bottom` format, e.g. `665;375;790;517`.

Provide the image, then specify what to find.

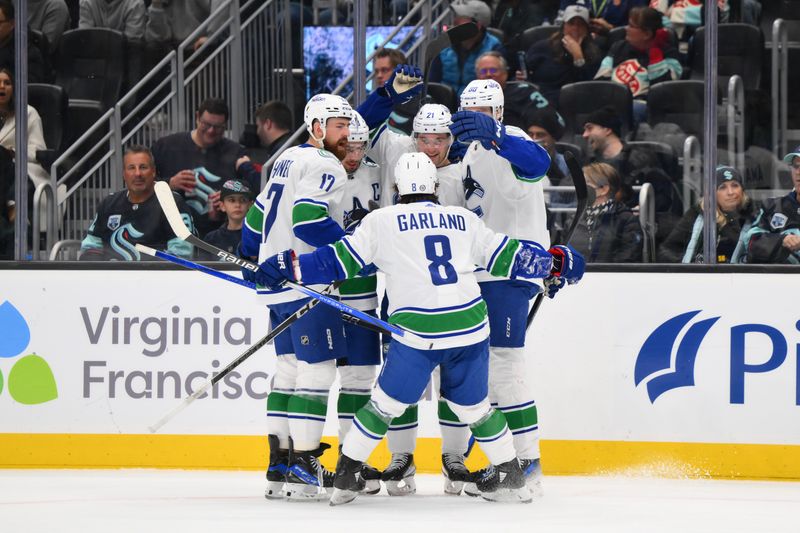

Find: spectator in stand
254;100;294;164
28;0;70;55
582;106;624;168
743;147;800;264
78;0;146;42
594;6;681;124
428;0;504;95
198;178;254;261
0;68;50;191
372;47;407;89
0;1;47;83
524;4;603;104
79;145;194;261
521;105;574;206
151;98;247;237
557;0;648;32
475;50;559;129
659;166;754;263
492;0;547;50
570;162;642;262
145;0;225;53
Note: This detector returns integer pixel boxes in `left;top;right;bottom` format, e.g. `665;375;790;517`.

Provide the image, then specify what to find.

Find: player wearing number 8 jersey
252;153;585;505
240;93;354;502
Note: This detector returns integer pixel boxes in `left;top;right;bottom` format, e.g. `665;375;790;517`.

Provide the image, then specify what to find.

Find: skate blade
463;482;480;498
481;487;533;504
443;479;465;496
284;483;330;502
385;476;416;496
264;481;286;500
363;479;381;495
329;488;358;506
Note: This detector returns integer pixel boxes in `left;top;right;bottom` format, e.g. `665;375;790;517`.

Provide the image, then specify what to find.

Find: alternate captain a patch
107;214;122;230
770;212;788;230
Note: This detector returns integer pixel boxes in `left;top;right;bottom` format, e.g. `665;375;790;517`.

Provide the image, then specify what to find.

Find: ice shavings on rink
2;470;799;533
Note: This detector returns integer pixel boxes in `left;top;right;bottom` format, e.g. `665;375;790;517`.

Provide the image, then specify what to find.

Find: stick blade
154;181;191;239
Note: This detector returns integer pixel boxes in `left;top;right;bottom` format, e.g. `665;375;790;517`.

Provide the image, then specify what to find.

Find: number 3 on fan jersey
424;235;457;286
262;183;284;240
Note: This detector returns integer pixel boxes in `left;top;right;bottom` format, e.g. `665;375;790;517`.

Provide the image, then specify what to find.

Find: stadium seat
519;25;559;53
555;142;585;166
646;80;704;138
55;28;126;110
558;81;633;139
689;24;764;91
28;83;69;169
426;82;458;113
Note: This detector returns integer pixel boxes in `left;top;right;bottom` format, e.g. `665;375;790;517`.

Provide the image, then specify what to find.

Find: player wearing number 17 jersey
252;153;585;505
240;93;353;502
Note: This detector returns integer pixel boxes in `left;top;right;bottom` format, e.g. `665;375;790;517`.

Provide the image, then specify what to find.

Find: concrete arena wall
1;268;798;479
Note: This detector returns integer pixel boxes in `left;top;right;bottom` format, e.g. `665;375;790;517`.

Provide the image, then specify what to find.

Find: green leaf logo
0;368;3;395
8;354;58;404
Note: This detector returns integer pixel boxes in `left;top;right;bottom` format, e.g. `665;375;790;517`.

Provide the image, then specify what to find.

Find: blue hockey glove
511;241;553;279
384;64;423;104
237;244;258;284
255;249;297;290
449;110;506;151
549;245;585;285
343;207;369;235
542;276;566;299
448;140;468;163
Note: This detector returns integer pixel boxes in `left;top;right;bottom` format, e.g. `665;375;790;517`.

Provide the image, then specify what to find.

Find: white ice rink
2;470;799;533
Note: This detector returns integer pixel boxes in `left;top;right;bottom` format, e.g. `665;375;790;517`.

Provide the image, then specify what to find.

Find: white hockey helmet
394;152;438;196
304;93;354;141
348;110;369;143
413;104;452;135
459;79;505;122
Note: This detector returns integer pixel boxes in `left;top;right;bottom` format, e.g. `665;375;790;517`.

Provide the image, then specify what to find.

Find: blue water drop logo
0;301;31;358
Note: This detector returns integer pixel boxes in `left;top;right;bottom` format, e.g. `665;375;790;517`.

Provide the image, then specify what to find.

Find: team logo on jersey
107;214;121;230
770;213;788;229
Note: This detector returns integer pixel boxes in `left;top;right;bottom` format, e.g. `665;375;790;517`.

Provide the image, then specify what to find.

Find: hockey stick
421;21;478;104
146;278;340;433
525;151;588;330
154;182;433;349
135;244;386;336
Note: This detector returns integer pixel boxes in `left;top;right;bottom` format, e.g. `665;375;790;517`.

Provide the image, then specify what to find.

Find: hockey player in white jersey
250;152;585;506
335;110;383;494
240;93;355;501
448;79;552;497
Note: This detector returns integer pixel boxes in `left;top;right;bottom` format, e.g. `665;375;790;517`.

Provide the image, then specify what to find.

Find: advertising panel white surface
1;270;799;446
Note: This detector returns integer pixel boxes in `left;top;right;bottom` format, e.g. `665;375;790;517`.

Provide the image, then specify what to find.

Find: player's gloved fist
511;241;553;279
448;140;468;163
344;207;369;235
237;244;258;284
548;244;584;285
542;275;566;299
385;64;423;104
449;110;506;151
255;249;298;290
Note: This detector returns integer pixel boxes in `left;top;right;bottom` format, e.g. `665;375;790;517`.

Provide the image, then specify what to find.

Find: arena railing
38;0;292;260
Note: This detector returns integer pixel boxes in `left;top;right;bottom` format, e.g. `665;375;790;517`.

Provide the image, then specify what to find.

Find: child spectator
199;178;254;261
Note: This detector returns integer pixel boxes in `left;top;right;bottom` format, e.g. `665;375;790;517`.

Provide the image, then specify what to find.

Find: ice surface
2;470;798;533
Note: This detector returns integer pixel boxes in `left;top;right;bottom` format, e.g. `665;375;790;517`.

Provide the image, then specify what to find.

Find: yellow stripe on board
1;434;799;480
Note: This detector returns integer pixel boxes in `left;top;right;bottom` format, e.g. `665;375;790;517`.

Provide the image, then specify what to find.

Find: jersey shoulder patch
317;148;338;160
362;157;379;168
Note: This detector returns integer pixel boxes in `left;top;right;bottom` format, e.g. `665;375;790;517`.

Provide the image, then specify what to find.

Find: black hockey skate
329;454;366;506
519;458;543;497
284;441;335;501
474;459;532;503
441;453;471;495
265;435;289;500
339;444;380;495
381;453;416;496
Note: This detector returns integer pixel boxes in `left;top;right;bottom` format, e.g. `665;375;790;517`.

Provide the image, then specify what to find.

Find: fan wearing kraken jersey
239;93;354;502
80;145;194;261
450;78;551;498
252;153;585;506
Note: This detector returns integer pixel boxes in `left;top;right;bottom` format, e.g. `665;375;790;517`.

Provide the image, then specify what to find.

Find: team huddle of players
237;65;585;506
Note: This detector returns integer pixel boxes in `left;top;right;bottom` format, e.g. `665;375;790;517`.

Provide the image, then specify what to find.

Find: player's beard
323;136;348;161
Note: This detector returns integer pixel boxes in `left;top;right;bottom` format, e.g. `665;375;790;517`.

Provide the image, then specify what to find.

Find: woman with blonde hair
658;166;754;263
570;162;643;263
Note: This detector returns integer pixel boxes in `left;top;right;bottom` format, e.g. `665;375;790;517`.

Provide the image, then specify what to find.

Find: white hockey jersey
339;159;381;311
243;144;348;304
330;201;522;349
437;162;466;208
460;125;550;283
